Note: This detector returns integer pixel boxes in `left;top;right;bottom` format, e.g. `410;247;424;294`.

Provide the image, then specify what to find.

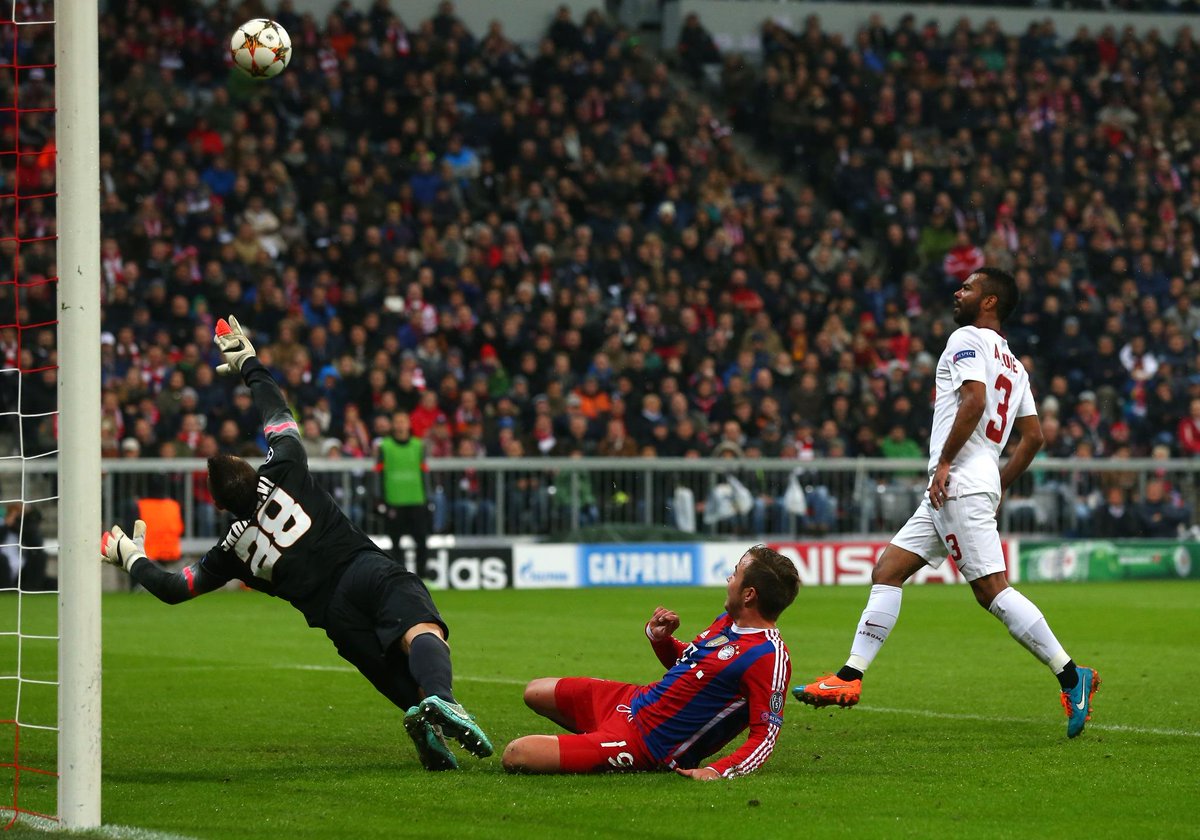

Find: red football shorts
552;677;657;773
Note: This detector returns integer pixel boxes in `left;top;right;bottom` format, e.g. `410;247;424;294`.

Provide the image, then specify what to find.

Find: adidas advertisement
424;547;513;590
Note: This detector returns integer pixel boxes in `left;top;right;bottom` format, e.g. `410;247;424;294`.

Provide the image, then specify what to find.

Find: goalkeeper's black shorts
322;550;448;710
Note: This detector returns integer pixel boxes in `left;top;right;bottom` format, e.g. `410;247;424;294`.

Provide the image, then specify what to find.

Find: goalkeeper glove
214;315;257;376
100;520;148;572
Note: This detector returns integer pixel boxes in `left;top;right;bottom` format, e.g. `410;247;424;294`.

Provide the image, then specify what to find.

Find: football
230;19;292;79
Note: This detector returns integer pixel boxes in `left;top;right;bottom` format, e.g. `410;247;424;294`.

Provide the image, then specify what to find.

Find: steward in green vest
376;411;432;579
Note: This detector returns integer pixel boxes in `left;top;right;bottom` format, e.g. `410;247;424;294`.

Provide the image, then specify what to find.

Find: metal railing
2;456;1192;548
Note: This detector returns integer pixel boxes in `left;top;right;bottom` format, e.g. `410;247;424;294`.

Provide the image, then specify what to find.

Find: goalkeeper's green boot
404;705;458;771
418;696;494;758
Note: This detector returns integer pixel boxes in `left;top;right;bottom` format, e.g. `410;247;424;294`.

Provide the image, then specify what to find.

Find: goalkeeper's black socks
837;666;864;682
1056;660;1079;691
408;632;455;702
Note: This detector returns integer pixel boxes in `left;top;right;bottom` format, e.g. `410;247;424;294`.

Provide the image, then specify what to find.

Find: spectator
16;1;1185;545
1177;398;1200;457
879;424;923;460
0;503;50;592
942;231;985;287
449;437;495;536
677;13;721;84
1133;479;1189;538
551;449;599;530
1091;487;1137;539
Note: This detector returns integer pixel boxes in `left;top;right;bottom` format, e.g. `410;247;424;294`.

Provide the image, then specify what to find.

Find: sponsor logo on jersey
717;644;739;660
769;690;785;715
953;349;976;362
702;634;729;648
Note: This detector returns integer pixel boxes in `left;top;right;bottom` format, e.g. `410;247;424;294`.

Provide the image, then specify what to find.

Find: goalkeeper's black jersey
199;359;385;625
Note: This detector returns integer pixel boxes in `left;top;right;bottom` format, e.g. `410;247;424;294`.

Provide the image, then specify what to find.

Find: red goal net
0;1;60;827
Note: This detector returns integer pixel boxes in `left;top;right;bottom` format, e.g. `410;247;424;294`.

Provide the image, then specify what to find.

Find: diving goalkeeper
101;315;491;772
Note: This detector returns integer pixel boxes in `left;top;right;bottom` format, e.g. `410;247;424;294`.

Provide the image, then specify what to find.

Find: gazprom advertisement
512;541;1017;589
581;543;701;586
513;543;703;588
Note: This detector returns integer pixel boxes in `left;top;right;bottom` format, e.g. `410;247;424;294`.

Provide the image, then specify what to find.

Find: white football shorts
891;492;1005;581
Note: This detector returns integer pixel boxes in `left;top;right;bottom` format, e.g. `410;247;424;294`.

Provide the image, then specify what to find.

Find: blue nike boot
1060;666;1100;738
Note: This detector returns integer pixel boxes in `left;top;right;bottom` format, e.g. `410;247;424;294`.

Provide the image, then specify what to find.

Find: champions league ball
230;19;292;79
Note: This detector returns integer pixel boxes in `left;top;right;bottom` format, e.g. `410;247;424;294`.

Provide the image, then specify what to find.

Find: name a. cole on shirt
994;344;1018;373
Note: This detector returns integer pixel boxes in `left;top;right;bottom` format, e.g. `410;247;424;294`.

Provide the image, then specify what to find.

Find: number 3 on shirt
985;374;1012;443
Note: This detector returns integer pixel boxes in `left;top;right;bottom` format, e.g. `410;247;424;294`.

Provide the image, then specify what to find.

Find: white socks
987;587;1072;673
846;584;902;673
844;584;1073;678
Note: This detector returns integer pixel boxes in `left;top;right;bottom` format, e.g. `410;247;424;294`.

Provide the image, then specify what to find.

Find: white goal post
56;1;101;829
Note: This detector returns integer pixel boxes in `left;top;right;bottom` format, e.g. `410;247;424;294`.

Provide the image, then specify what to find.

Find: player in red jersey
502;545;800;779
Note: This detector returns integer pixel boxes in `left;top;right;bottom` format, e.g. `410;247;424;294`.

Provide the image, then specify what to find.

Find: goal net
0;0;101;829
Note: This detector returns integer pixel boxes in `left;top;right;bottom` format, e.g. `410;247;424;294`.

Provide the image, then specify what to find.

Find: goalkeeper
101;315;492;772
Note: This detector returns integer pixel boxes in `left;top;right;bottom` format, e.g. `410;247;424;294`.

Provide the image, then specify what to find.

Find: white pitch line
0;811;198;839
278;664;527;686
289;668;1200;737
112;663;1200;739
857;705;1200;738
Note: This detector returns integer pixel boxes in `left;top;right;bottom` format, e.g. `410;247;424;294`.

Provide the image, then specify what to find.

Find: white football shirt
927;325;1037;497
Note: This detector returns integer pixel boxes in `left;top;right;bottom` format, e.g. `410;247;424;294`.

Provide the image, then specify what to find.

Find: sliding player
503;545;799;778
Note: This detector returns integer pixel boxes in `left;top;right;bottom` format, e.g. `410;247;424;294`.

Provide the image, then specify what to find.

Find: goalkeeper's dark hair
974;267;1018;323
744;544;800;621
207;454;258;518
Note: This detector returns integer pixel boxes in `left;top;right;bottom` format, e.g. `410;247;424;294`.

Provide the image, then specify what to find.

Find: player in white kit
794;269;1100;738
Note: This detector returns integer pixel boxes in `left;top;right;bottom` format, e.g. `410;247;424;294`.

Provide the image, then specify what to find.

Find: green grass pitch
2;580;1198;839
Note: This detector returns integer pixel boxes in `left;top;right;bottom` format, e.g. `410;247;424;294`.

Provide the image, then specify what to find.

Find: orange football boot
793;674;862;708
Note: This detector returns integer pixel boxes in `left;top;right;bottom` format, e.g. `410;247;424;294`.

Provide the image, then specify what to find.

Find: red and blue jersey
630;613;791;778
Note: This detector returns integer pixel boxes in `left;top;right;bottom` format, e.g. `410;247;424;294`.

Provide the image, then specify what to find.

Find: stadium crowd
4;0;1194;537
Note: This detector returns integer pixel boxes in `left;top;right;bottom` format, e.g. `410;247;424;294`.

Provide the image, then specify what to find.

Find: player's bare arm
930;379;986;510
999;414;1045;494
